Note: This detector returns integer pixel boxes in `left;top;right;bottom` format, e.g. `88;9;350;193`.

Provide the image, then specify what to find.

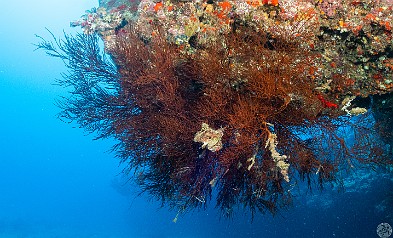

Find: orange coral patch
246;0;260;7
154;2;163;12
218;1;231;11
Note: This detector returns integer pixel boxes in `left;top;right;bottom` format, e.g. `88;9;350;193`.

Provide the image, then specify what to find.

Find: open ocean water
0;1;392;237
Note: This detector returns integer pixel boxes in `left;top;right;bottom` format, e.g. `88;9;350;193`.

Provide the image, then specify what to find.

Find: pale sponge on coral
194;123;224;152
265;130;290;182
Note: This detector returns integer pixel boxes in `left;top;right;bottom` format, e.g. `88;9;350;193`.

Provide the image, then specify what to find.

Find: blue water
0;1;392;237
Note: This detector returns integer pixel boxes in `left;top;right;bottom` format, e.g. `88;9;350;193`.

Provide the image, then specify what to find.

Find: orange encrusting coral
262;0;278;5
153;2;163;12
247;0;278;7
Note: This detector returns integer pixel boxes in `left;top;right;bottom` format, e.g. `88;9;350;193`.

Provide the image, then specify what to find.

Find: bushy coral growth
37;0;393;218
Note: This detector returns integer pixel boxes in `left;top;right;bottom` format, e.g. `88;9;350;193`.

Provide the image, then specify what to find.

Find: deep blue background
0;1;392;237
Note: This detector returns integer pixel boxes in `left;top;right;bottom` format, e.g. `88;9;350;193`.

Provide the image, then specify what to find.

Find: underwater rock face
92;0;393;97
38;0;393;218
